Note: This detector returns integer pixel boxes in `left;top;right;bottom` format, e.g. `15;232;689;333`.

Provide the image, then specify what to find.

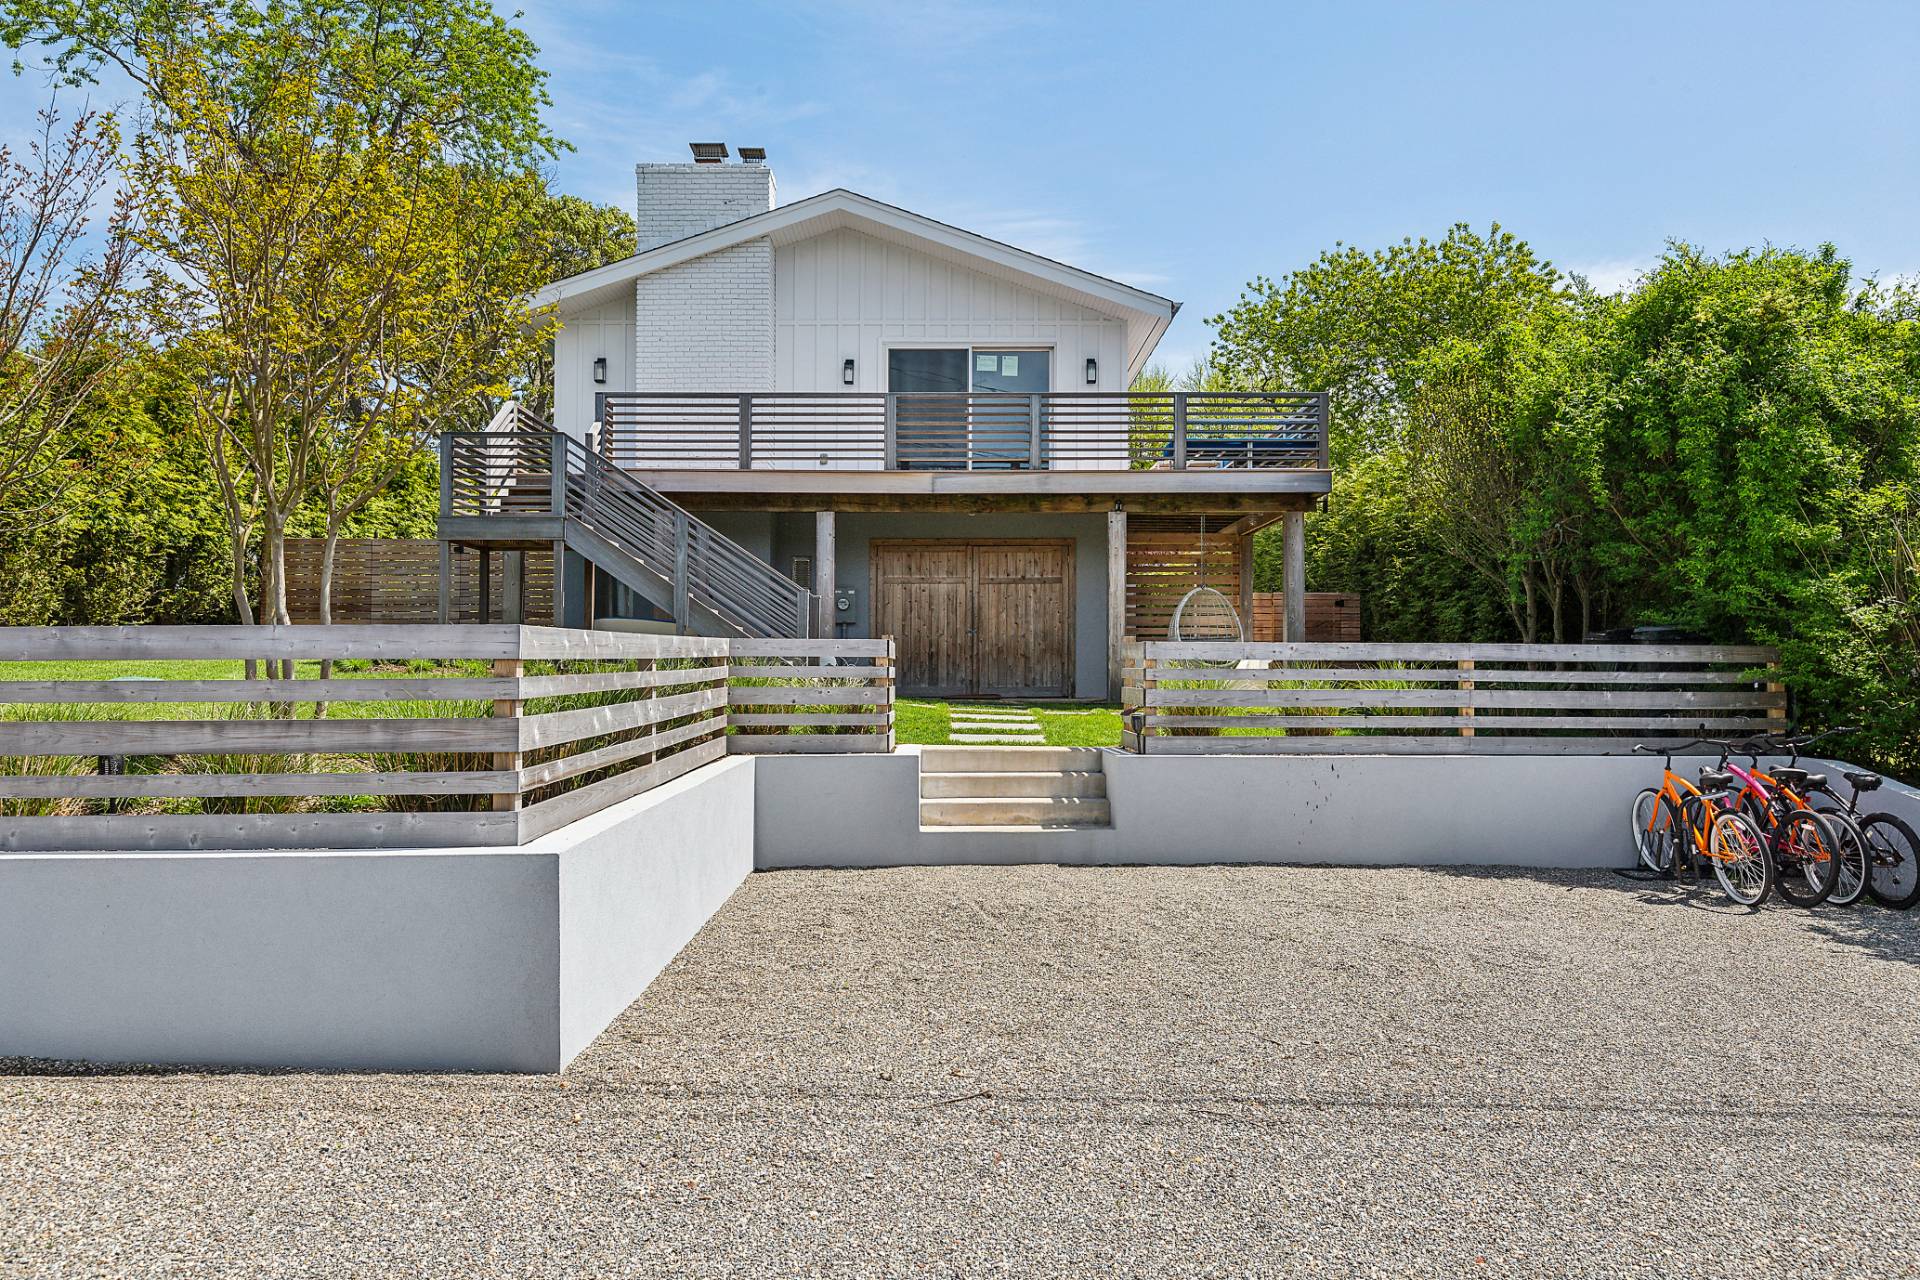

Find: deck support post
815;509;836;641
1281;510;1306;642
502;551;525;625
437;541;452;624
1238;530;1255;641
477;549;491;624
1107;506;1128;701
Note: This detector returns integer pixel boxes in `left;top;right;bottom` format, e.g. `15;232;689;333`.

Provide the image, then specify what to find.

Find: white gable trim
536;189;1178;380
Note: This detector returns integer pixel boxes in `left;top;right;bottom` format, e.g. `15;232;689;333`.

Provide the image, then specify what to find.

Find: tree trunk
314;529;340;719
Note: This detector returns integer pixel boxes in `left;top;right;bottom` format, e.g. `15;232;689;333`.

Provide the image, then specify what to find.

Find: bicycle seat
1771;766;1810;787
1697;770;1734;790
1844;770;1882;792
1786;771;1827;792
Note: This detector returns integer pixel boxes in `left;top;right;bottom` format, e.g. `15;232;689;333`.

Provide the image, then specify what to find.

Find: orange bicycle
1721;736;1865;908
1631;741;1773;906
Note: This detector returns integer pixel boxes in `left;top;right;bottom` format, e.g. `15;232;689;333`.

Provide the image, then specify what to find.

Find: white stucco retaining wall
0;759;754;1073
755;751;1736;869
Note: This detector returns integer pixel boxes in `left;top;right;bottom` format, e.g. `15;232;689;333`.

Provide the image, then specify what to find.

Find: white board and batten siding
552;295;634;440
552;224;1133;447
775;227;1129;395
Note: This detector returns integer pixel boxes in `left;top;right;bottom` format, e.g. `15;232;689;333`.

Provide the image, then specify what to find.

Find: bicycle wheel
1861;813;1920;910
1709;810;1772;907
1823;812;1870;908
1772;809;1842;908
1631;788;1677;875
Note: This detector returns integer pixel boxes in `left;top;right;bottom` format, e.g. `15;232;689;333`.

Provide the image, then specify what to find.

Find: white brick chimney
634;144;776;251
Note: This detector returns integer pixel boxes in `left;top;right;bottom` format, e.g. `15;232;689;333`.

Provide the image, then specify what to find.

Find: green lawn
895;699;1122;747
0;662;1126;747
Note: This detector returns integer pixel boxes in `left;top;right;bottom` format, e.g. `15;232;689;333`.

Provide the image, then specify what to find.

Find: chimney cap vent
737;146;766;164
688;142;729;164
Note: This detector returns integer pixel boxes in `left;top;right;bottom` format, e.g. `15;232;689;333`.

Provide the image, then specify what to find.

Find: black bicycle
1771;728;1920;910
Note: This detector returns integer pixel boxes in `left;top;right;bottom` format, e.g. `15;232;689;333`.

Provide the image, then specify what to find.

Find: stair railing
444;421;814;638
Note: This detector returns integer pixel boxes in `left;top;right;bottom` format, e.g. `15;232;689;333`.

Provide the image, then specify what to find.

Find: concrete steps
917;747;1110;829
920;770;1108;799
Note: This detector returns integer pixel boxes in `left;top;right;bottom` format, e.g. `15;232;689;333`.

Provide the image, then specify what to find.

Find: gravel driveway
5;864;1920;1278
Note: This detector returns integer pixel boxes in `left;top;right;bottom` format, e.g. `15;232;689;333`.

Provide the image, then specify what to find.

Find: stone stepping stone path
948;705;1045;744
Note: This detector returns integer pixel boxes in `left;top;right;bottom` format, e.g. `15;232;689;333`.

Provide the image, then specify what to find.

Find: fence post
1458;658;1475;738
738;394;753;470
492;658;524;813
1767;662;1787;733
1136;653;1156;753
1171;394;1187;470
881;635;896;752
882;394;898;470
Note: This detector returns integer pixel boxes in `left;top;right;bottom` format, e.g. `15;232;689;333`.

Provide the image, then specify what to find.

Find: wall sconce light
842;358;856;386
592;356;607;385
1085;357;1098;385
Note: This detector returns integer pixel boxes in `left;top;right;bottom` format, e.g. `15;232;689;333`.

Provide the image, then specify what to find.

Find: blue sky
6;0;1916;369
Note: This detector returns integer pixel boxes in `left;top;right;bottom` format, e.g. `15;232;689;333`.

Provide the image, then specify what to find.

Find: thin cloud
1565;256;1655;295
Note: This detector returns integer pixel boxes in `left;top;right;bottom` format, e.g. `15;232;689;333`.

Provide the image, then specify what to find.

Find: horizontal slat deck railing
725;637;895;754
1120;641;1783;755
597;391;1330;473
0;627;891;850
444;426;814;638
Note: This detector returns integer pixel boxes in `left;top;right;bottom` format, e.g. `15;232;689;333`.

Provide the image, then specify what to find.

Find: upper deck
593;391;1331;510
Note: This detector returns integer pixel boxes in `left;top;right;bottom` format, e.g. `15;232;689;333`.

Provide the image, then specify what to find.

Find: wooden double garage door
872;540;1074;698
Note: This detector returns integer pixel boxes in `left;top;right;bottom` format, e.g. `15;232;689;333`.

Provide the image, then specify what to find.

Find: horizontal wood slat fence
0;626;892;851
285;539;552;625
1250;592;1362;643
726;638;895;754
1120;641;1782;755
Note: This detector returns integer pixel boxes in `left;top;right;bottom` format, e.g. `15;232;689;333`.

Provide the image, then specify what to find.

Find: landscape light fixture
842;358;856;386
1085;357;1098;385
592;357;607;385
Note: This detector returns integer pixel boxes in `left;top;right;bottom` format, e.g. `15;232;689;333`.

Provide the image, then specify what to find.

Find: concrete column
1282;511;1306;642
814;509;836;638
1107;506;1128;700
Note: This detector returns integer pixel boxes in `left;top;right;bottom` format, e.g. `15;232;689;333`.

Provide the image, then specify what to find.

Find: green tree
1210;223;1565;466
520;194;636;420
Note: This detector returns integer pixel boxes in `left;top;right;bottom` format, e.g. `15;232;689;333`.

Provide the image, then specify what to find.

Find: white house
470;143;1331;701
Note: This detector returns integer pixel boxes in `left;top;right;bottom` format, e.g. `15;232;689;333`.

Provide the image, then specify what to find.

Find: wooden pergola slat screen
1123;523;1246;642
1251;592;1362;643
284;539;552;625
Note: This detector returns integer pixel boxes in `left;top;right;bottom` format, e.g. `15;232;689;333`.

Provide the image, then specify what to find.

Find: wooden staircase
439;409;814;637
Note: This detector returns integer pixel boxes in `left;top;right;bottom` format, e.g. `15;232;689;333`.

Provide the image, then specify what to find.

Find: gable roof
534;188;1179;381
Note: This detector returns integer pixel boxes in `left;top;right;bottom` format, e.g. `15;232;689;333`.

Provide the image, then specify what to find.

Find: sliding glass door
887;347;1051;470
